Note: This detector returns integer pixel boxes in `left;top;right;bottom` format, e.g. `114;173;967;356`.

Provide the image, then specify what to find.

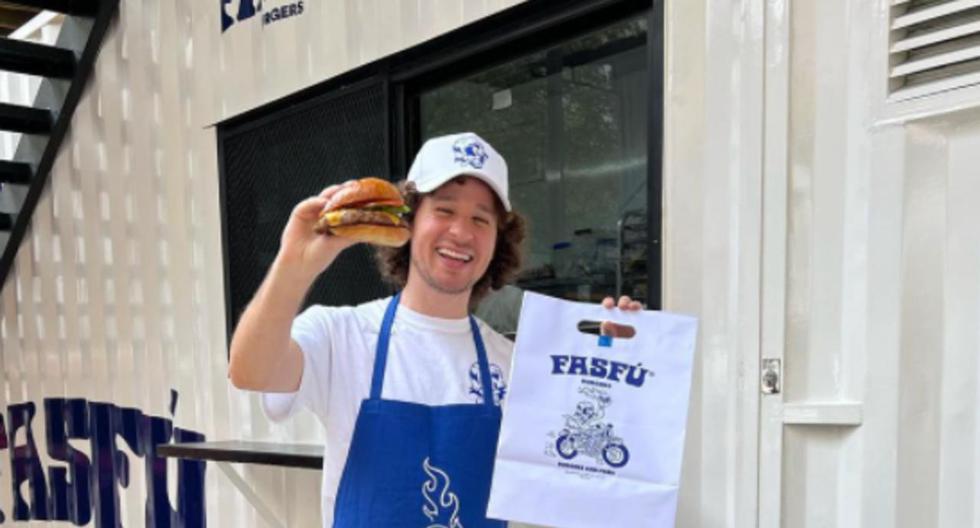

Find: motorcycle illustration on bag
554;387;630;468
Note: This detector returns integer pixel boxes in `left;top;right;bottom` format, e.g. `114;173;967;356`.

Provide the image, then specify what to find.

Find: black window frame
216;0;663;346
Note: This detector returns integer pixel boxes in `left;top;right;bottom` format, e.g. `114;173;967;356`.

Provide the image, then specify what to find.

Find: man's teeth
437;248;473;262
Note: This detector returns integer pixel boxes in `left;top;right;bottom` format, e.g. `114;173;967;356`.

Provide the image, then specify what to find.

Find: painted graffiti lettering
7;403;48;521
44;398;90;524
0;397;206;526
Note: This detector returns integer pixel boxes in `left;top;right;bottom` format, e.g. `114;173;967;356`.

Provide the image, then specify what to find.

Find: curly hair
374;178;526;310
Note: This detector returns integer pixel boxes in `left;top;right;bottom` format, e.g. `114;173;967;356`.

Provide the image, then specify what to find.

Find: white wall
663;0;763;524
0;1;523;526
665;0;980;526
4;0;979;526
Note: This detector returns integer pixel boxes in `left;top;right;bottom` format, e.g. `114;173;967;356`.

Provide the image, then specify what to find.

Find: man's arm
228;183;356;392
228;257;313;392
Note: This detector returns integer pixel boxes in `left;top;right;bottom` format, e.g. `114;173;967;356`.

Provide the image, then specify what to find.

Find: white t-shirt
262;296;514;527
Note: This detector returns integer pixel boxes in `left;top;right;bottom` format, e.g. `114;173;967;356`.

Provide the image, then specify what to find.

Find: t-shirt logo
422;457;464;528
468;362;507;405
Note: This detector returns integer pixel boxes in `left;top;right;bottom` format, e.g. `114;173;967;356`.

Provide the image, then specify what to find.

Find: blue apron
333;293;506;528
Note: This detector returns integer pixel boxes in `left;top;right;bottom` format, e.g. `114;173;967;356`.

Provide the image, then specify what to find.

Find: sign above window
220;0;305;33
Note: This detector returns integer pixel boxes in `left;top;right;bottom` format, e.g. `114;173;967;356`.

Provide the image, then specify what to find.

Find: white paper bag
487;292;698;528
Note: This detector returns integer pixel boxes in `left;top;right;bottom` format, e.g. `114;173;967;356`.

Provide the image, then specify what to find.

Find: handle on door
761;358;780;395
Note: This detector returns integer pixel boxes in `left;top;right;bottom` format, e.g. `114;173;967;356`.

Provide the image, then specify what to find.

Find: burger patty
322;208;406;227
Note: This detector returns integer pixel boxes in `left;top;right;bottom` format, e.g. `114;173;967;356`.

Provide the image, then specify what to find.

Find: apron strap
469;315;496;409
370;293;498;408
370;292;401;400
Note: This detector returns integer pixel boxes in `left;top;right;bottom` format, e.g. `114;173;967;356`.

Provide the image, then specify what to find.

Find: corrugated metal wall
779;0;980;525
662;0;762;524
3;0;979;526
665;0;980;526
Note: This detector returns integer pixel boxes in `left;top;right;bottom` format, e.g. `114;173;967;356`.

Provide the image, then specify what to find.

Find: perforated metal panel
221;81;393;332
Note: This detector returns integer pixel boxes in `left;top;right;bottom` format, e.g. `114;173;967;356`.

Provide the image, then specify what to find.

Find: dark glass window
417;16;650;335
218;3;658;344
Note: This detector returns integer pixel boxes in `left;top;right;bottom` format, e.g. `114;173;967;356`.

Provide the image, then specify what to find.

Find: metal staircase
0;0;119;290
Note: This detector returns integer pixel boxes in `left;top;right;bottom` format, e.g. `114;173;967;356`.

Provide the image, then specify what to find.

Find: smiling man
228;132;642;527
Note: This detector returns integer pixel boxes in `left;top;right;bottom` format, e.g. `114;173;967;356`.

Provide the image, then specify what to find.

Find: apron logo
421;457;464;528
545;387;631;474
467;362;507;405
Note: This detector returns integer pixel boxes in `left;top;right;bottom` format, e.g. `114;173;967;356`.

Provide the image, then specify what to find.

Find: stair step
0;38;75;79
0;213;13;231
9;0;100;16
0;103;53;134
0;161;32;185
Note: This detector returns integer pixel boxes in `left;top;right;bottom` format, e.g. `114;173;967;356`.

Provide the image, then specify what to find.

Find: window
219;81;392;338
217;1;659;342
415;16;652;334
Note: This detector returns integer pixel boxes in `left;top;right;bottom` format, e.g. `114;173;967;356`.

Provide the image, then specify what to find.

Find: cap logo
452;137;489;170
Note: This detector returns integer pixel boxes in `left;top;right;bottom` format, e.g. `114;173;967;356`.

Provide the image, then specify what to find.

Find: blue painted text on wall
221;0;306;32
1;397;206;527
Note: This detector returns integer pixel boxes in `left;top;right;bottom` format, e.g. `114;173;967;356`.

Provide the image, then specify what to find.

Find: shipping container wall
663;0;763;524
665;0;980;526
2;0;978;526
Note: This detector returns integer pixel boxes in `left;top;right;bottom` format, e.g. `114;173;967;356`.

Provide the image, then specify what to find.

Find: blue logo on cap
453;137;489;170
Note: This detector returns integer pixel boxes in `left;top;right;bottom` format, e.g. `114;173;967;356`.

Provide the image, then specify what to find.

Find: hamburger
313;177;411;247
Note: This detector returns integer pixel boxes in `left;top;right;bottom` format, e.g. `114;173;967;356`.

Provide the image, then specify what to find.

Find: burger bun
328;224;410;247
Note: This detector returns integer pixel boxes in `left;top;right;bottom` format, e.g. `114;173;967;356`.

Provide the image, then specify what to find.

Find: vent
889;0;980;100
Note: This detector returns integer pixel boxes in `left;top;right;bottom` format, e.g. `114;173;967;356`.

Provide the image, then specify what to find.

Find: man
229;132;641;527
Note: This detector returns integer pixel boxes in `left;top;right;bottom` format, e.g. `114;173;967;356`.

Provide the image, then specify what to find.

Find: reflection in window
418;16;650;335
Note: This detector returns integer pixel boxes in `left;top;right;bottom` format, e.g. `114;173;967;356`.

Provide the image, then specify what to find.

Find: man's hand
277;182;359;281
599;295;644;338
601;295;644;311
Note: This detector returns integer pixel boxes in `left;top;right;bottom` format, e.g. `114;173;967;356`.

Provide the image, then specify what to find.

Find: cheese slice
379;212;400;225
322;210;346;226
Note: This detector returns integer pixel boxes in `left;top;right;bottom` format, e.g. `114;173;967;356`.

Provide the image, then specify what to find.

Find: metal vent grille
221;82;393;334
890;0;980;100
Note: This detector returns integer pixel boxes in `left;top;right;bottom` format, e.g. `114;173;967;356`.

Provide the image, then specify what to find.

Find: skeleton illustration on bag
552;387;630;468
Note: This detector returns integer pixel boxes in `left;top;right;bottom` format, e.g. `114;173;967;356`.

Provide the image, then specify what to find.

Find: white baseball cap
407;132;511;211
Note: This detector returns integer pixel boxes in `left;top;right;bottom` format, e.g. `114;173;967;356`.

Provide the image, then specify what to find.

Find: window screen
220;81;392;334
